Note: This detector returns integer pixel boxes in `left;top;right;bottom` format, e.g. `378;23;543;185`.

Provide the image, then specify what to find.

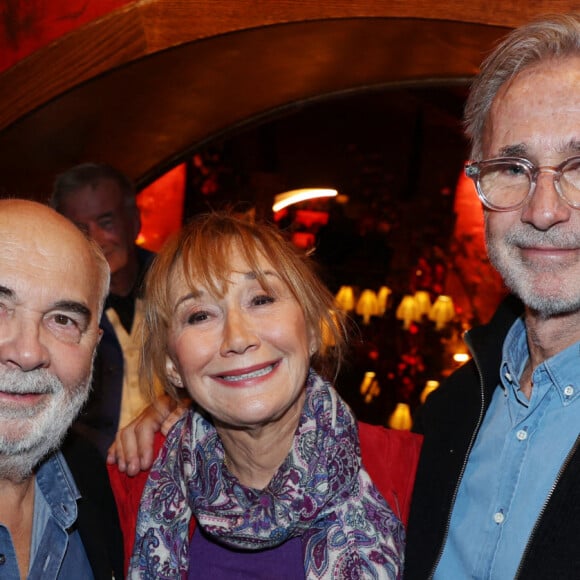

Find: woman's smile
212;360;280;385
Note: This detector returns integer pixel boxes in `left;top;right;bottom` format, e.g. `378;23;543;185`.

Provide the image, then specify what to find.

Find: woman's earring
166;358;184;388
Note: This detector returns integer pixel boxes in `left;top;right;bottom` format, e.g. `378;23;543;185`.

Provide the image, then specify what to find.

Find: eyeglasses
465;156;580;211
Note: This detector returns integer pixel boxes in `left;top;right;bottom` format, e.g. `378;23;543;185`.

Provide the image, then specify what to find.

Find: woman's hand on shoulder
106;394;188;475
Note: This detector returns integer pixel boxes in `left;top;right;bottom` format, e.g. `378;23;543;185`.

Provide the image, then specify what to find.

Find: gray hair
50;162;136;211
465;13;580;160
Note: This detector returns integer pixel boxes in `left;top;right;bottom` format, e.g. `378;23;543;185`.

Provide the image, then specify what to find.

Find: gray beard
0;367;91;482
486;223;580;317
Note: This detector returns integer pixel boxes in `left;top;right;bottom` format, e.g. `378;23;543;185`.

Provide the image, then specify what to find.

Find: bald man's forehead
0;200;83;234
0;231;103;318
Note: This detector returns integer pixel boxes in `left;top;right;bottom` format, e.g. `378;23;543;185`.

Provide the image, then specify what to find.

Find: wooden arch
0;0;575;198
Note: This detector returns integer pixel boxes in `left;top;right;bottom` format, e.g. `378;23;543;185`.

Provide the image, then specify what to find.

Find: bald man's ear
165;356;184;389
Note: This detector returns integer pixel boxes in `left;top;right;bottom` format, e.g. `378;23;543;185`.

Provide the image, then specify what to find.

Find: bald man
0;200;123;579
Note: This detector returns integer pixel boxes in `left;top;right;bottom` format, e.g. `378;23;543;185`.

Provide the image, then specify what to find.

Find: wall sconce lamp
388;402;413;430
395;294;421;329
413;290;432;317
359;371;380;404
420;379;440;404
428;295;456;330
377;286;392;315
356;289;379;325
335;285;355;311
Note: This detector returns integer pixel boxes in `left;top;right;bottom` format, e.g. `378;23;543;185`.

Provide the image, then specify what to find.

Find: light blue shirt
0;451;94;579
435;317;580;580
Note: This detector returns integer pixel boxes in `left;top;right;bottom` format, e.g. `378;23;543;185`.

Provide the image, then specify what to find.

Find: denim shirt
0;451;94;579
435;317;580;579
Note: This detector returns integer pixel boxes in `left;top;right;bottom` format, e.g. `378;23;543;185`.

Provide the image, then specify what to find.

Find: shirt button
0;554;5;565
494;512;505;524
564;385;574;397
516;429;527;441
505;372;512;382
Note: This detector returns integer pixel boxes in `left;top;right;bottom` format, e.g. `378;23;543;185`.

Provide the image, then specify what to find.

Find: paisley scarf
129;370;405;579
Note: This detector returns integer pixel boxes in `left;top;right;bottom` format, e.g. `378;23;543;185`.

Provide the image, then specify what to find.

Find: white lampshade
377;286;392;315
420;380;440;404
395;294;421;330
413;290;432;316
388;402;412;430
335;285;355;311
359;371;380;403
359;371;376;395
428;295;455;330
356;289;379;325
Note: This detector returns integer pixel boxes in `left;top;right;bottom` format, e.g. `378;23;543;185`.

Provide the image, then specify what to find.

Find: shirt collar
35;451;80;529
501;317;527;392
501;316;580;406
544;344;580;405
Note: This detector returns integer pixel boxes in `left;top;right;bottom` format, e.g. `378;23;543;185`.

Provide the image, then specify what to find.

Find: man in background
0;199;123;579
406;13;580;579
51;163;156;456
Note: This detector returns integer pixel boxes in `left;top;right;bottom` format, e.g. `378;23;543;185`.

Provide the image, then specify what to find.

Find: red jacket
109;422;422;571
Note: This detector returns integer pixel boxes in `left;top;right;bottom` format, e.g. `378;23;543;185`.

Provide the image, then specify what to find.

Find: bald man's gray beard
0;367;91;482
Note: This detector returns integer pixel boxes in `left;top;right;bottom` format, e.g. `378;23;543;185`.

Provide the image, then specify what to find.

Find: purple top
188;527;305;579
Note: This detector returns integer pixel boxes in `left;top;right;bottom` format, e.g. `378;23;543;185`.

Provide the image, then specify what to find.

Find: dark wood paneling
0;0;577;197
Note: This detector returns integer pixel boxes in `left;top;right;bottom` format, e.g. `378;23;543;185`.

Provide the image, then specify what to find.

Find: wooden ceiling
0;0;577;199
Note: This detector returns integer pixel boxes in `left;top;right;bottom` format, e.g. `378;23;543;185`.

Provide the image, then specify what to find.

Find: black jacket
405;295;580;579
61;434;124;579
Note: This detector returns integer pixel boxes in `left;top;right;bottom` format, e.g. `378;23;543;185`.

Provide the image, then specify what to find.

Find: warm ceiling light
272;188;338;212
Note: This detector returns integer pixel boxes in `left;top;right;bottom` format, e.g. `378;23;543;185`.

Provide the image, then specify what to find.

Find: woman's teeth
221;364;274;382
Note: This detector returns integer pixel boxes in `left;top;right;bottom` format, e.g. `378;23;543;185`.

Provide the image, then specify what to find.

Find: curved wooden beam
0;0;559;132
0;0;574;197
0;17;506;197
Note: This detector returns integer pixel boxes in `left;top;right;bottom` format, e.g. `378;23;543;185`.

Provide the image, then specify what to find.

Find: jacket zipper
427;330;487;579
514;433;580;578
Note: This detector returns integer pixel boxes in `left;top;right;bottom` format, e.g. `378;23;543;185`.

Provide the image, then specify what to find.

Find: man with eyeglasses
405;13;580;580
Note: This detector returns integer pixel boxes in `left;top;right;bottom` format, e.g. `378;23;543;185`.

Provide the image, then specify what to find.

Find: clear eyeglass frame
465;155;580;212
